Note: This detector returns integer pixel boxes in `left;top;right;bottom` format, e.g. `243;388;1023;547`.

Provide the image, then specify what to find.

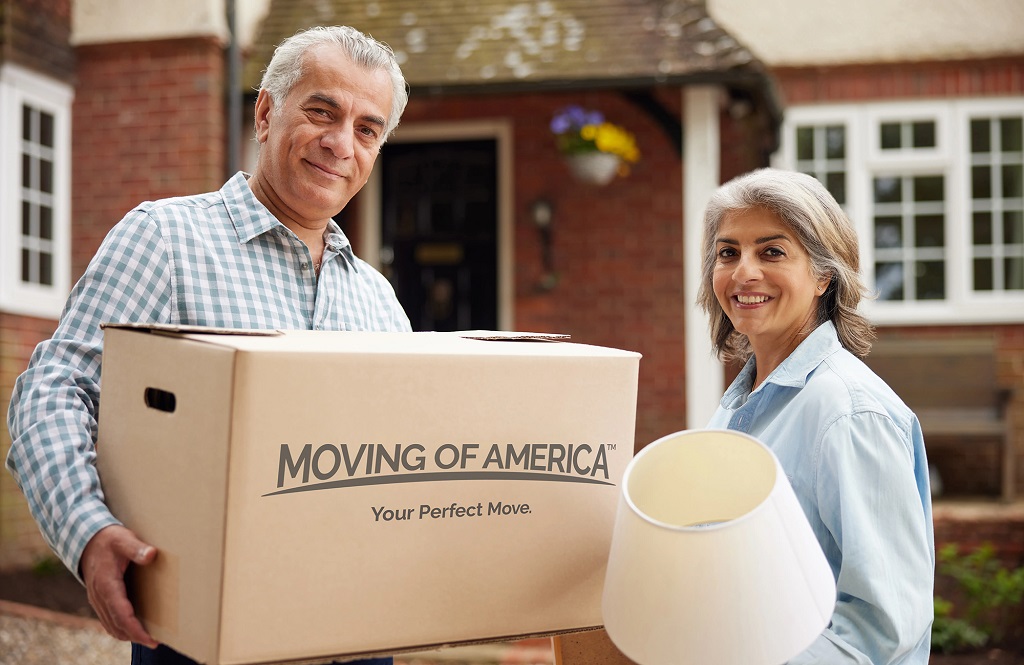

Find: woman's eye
717;247;736;259
764;247;786;257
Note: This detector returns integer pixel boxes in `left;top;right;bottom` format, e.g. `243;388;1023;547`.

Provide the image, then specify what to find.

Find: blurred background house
1;0;1022;576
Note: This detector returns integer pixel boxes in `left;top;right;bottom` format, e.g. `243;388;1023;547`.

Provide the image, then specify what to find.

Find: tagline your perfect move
372;501;530;523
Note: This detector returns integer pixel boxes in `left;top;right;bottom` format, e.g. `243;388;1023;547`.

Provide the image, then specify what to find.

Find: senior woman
698;168;934;664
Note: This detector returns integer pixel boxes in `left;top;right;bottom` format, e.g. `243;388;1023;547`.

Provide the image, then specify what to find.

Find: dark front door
380;139;498;332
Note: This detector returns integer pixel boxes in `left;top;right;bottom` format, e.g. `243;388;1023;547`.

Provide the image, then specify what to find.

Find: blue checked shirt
7;172;411;578
707;322;934;665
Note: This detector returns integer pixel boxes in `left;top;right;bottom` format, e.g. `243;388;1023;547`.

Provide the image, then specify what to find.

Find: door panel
381;140;498;332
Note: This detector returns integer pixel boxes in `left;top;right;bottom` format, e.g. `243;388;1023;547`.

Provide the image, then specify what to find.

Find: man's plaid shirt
6;172;411;577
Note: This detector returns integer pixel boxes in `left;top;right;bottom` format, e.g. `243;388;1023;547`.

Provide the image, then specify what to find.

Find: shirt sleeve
788;410;934;665
5;209;175;580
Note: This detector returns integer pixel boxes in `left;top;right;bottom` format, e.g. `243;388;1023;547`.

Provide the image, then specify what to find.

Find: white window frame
775;97;1024;326
0;63;73;318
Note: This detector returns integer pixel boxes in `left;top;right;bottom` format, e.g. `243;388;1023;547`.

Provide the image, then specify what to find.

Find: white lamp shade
602;429;836;665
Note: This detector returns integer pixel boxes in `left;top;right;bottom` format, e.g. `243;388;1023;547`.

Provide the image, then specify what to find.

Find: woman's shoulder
812;347;917;426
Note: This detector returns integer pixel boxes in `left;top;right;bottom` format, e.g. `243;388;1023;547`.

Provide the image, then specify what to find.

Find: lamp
530;198;558;291
602;429;836;665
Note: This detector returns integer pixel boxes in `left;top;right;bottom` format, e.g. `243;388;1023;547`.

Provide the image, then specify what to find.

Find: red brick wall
771;57;1024;105
72;37;226;275
0;0;74;81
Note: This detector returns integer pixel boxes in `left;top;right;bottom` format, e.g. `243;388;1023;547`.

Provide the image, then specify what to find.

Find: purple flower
550;105;605;134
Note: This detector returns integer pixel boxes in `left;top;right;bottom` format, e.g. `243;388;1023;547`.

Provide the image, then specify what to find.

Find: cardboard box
97;325;640;665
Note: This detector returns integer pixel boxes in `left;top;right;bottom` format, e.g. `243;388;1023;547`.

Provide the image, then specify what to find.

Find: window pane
971;119;991;153
973;212;993;244
875;262;904;300
913;121;936;148
40;159;53;194
22;201;32;236
914;175;943;202
22;105;32;142
915;215;945;247
825;125;845;158
21;249;31;283
796;127;813;161
1007;257;1024;290
40;206;53;241
1005;210;1023;244
881;123;901;150
1002;164;1023;198
1001;117;1023;152
39;252;53;287
974;258;994;291
875;216;902;248
972;165;992;199
874;177;901;203
826;172;846;204
22;153;32;188
916;260;945;299
40;111;54;148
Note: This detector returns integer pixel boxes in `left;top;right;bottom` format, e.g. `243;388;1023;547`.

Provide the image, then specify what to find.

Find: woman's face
712;207;829;357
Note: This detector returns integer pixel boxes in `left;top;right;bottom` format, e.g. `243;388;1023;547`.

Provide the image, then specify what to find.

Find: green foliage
30;554;63;577
932;542;1024;653
932;597;988;653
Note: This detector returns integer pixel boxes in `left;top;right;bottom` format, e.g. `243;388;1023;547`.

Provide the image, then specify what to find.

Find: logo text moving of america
272;442;613;494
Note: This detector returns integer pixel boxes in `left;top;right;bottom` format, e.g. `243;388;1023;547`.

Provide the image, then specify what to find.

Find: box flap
454;330;571;342
100;322;281;337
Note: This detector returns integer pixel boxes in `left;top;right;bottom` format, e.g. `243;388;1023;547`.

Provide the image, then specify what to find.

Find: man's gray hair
259;25;409;139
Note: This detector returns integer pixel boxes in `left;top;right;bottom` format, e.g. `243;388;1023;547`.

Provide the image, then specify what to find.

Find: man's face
253;44;393;225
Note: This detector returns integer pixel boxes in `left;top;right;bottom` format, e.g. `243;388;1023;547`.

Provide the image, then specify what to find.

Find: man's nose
321;124;354;159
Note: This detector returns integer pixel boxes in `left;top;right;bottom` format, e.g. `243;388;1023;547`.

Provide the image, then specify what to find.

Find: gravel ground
0;602;129;665
0;599;553;665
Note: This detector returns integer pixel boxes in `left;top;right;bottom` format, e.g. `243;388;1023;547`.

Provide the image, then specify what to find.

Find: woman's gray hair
259;25;409;139
697;168;875;362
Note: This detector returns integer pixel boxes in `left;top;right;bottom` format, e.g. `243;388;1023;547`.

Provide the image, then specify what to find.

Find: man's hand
80;524;159;648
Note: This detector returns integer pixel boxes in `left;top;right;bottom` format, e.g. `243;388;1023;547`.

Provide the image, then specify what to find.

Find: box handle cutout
144;388;177;413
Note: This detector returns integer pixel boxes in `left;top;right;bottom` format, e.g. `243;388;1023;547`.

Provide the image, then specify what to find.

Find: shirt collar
224;172;278;243
223;171;355;259
722;321;842;404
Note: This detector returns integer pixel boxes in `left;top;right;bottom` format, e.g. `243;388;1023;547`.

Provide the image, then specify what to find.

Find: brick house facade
1;0;1022;590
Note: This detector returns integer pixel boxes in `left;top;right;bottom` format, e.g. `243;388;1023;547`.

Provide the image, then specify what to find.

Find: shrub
932;542;1024;653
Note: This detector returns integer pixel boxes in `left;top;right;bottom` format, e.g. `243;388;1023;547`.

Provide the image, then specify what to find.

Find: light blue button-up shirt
707;322;934;664
7;172;411;577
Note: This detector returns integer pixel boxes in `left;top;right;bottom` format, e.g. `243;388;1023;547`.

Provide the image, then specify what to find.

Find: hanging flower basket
550;105;640;186
565;152;621;186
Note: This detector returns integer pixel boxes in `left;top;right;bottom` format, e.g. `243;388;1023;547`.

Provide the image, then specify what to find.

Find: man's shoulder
134;187;225;217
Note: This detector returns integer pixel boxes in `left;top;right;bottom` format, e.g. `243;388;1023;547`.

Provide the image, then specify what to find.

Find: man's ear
254;89;273;144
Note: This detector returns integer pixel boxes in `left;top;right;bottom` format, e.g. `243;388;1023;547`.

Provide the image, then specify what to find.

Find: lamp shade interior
626;430;776;528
